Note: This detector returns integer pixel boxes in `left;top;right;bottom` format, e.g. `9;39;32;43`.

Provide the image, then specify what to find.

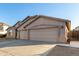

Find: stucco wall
65;24;69;40
17;17;67;42
17;17;38;30
6;29;16;39
0;25;9;34
17;31;20;39
25;17;66;42
25;17;65;29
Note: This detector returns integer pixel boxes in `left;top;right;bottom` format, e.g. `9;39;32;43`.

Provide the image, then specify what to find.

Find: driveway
0;39;79;56
0;39;56;56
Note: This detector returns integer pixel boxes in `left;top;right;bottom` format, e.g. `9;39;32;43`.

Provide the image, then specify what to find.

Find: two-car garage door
29;28;59;42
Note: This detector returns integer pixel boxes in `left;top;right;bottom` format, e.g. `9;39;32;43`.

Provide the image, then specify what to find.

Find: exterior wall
3;25;9;34
59;26;66;42
6;31;10;38
65;24;69;40
25;17;65;29
17;31;20;39
0;25;9;35
24;17;66;42
0;25;4;34
17;17;38;30
16;17;67;42
15;23;21;28
6;29;16;39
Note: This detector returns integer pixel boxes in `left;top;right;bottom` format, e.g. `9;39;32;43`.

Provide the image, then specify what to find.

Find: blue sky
0;3;79;29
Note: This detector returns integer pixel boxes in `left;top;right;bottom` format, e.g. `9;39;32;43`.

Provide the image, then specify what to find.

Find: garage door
20;31;28;40
29;28;59;42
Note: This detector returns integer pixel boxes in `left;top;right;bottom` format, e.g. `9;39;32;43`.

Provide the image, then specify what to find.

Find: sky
0;3;79;30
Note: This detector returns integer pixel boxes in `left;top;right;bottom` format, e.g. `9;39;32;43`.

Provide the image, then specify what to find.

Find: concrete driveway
0;39;56;56
1;39;79;56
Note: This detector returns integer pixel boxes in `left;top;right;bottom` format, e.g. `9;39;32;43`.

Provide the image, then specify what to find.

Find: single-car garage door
29;28;59;42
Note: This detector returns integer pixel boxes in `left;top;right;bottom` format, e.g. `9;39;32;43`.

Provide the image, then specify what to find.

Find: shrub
68;30;79;41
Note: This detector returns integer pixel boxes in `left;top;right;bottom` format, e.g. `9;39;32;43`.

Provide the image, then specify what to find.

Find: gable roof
22;15;71;31
6;26;17;30
39;15;70;22
41;15;71;31
16;15;38;29
7;16;32;30
8;15;70;31
13;16;32;27
13;21;22;27
17;15;71;29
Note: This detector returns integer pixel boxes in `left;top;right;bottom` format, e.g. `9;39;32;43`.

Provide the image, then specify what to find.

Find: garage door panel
30;28;59;42
20;31;28;40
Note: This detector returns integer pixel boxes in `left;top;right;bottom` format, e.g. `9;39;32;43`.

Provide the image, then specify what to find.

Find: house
0;22;9;36
6;21;21;39
6;16;36;39
74;26;79;31
6;15;71;43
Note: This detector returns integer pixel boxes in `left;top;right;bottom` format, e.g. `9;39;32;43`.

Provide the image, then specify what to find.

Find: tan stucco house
6;15;71;43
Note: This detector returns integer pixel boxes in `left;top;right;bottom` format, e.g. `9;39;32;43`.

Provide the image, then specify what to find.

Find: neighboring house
6;15;71;43
74;26;79;31
0;22;9;35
